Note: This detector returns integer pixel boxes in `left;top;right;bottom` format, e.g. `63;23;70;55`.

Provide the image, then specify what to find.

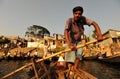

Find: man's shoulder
80;16;86;20
67;17;72;20
66;17;73;23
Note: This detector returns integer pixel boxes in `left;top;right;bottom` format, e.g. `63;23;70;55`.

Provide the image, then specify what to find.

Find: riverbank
0;47;44;60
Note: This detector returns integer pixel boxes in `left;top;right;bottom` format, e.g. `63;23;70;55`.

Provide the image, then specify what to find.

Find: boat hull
98;53;120;63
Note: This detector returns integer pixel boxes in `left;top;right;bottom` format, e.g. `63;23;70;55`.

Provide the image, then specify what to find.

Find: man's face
73;11;82;21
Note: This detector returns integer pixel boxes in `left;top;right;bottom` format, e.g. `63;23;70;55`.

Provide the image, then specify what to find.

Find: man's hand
97;35;104;42
69;45;77;51
97;35;109;42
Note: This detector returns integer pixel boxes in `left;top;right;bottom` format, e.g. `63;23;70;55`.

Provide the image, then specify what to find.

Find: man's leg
71;45;83;74
74;58;80;69
71;58;82;74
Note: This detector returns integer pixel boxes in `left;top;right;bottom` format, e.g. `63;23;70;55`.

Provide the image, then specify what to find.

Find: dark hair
73;6;83;14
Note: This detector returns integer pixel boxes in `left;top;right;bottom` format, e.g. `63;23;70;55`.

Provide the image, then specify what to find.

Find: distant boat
83;55;98;60
98;53;120;63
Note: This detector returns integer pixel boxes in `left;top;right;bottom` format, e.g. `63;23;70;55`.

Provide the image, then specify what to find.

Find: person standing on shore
43;40;50;58
34;50;38;58
64;6;103;74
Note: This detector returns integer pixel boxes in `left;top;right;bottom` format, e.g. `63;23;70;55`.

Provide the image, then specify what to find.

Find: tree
25;25;50;38
0;36;10;49
0;38;10;44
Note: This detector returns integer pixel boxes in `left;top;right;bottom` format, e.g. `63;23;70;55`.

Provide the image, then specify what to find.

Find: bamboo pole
1;38;102;79
31;58;39;79
41;62;51;79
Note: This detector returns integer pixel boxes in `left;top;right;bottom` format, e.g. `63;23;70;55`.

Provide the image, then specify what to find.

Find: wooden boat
0;58;98;79
98;53;120;63
29;59;98;79
56;65;97;79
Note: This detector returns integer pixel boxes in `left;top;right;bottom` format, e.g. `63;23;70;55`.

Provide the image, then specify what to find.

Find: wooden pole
41;62;51;79
1;38;104;79
31;58;39;79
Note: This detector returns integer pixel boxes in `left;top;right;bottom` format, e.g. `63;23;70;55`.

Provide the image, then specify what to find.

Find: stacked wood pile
0;47;44;60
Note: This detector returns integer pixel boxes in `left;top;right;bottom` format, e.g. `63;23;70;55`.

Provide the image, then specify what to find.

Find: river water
0;59;120;79
79;60;120;79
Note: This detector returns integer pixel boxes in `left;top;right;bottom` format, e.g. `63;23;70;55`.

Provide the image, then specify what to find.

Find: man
64;6;103;74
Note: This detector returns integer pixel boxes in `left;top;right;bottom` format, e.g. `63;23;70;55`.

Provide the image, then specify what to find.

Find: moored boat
83;55;98;60
98;53;120;63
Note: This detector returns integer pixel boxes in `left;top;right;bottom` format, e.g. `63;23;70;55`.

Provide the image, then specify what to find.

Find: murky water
0;59;31;79
0;59;120;79
79;60;120;79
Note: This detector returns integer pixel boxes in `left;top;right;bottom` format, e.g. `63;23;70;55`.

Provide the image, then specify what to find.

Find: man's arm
64;29;72;46
64;29;76;50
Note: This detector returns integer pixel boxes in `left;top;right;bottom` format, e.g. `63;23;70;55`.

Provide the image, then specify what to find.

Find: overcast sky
0;0;120;37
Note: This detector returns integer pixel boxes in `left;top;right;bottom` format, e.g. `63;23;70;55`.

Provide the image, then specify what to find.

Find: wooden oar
0;38;104;79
